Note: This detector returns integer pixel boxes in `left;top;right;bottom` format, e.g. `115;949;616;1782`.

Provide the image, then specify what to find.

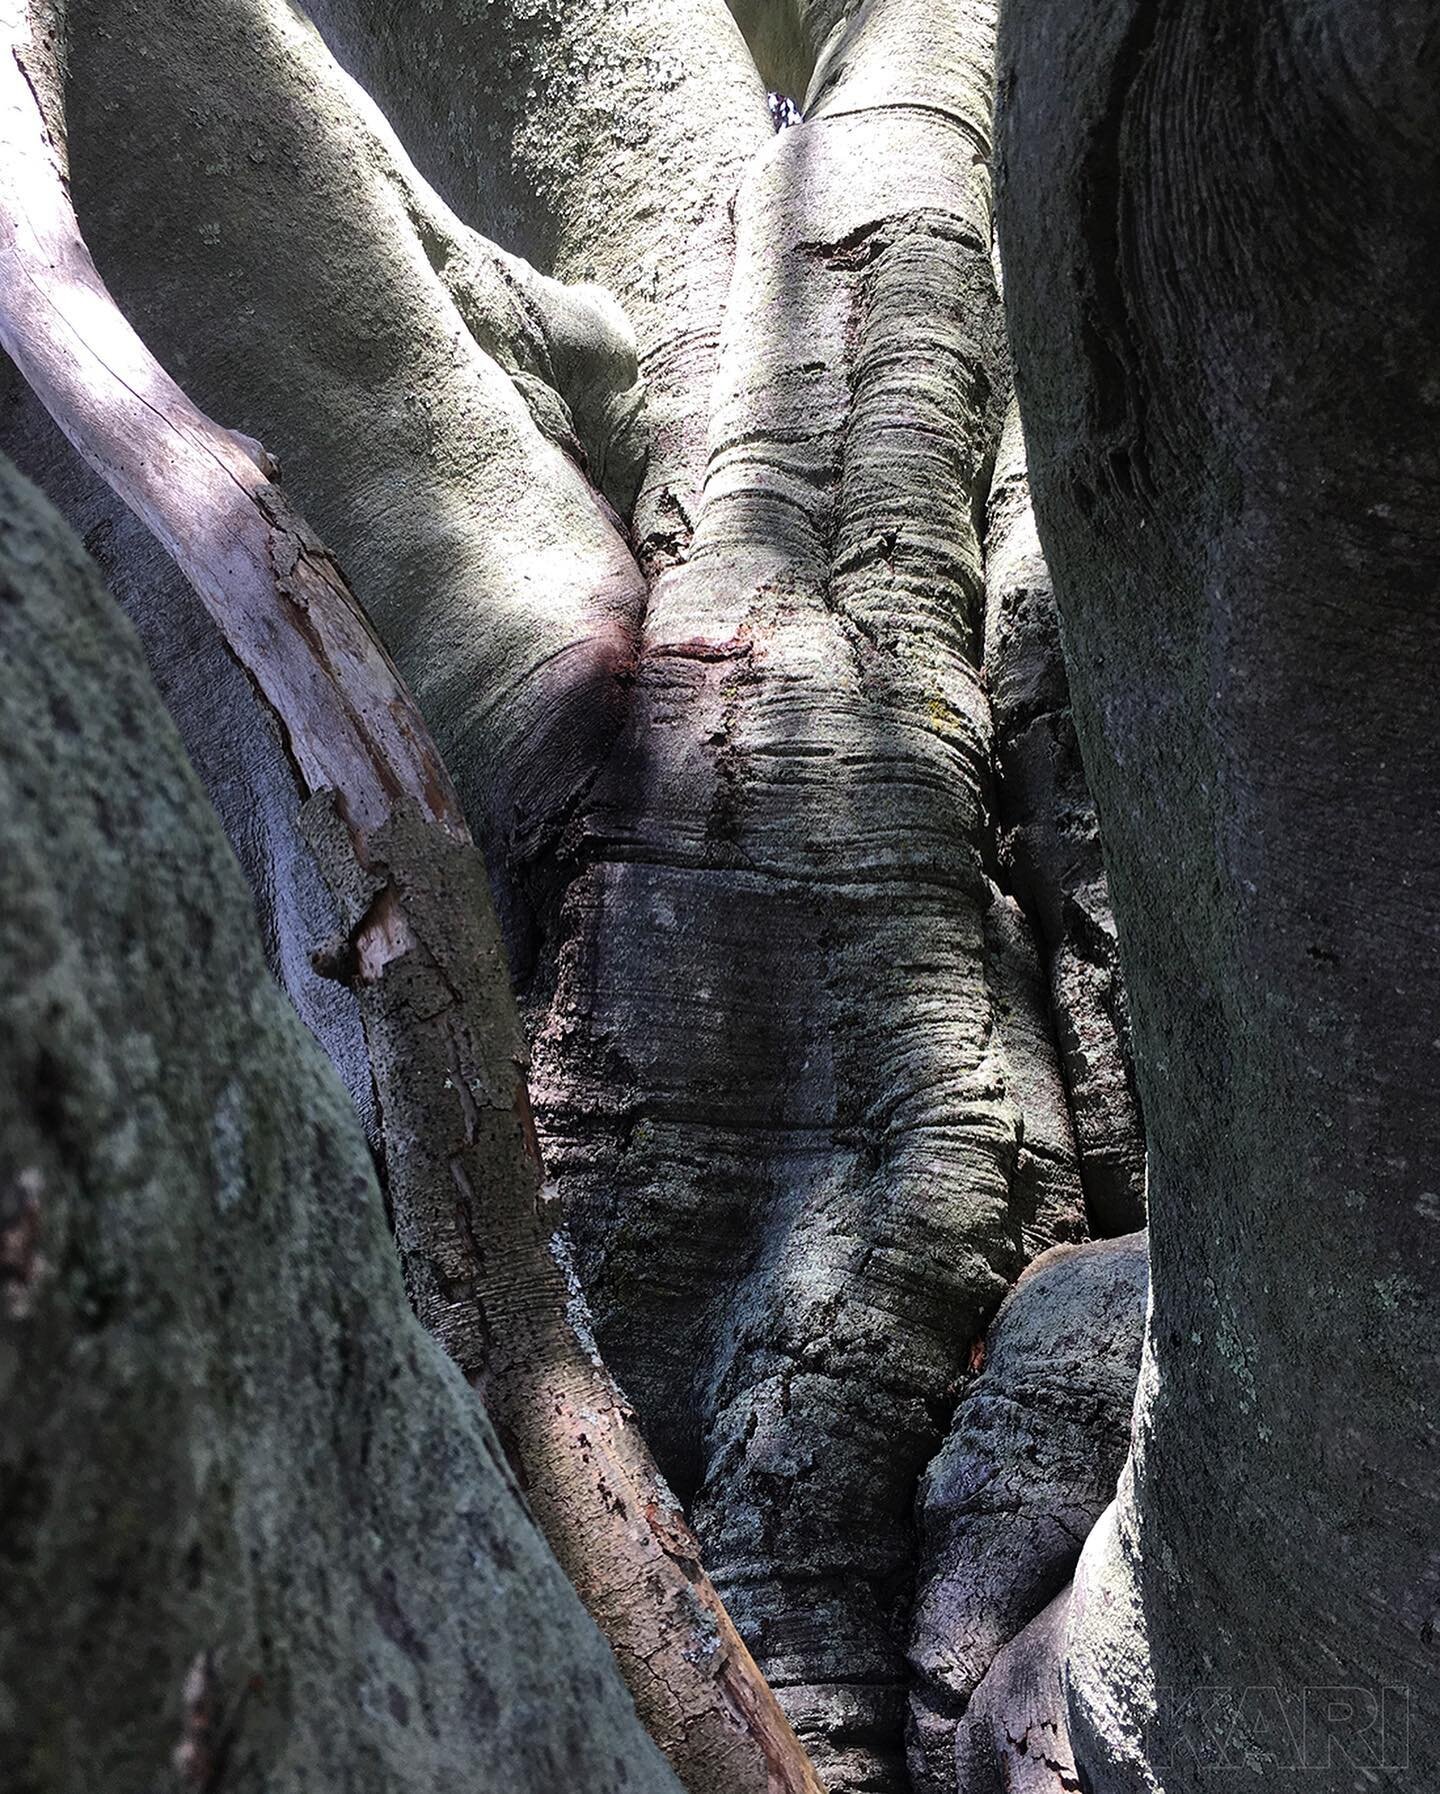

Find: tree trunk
997;2;1440;1789
0;442;683;1794
3;2;1144;1785
534;5;1089;1784
983;404;1145;1236
0;12;822;1789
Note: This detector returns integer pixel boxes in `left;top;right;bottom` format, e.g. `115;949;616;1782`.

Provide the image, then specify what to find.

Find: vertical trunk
536;4;1088;1784
997;2;1440;1790
983;403;1145;1234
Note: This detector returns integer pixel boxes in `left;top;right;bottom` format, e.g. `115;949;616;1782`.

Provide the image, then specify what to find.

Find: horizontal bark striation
908;1234;1146;1793
999;2;1440;1790
0;16;823;1778
0;449;679;1794
534;5;1087;1785
982;404;1145;1234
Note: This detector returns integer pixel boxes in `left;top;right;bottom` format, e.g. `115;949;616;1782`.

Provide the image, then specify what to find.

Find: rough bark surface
0;449;680;1794
983;405;1144;1235
998;2;1440;1789
0;355;380;1138
0;18;823;1778
951;1591;1079;1794
533;4;1088;1785
0;4;1154;1786
908;1234;1146;1793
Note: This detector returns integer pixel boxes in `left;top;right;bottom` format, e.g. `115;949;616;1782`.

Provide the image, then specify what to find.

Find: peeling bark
0;448;680;1794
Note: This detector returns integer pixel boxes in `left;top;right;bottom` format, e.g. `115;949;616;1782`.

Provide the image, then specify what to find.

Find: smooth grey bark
0;12;823;1775
997;2;1440;1789
908;1234;1146;1793
23;0;648;988
304;0;772;569
0;449;680;1794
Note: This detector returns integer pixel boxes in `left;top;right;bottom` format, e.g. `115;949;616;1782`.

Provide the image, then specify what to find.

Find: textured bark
26;0;648;993
951;1591;1079;1794
0;352;382;1138
983;403;1144;1234
908;1235;1146;1793
997;3;1440;1790
305;0;772;569
0;6;1157;1788
532;4;1088;1785
0;20;821;1787
0;448;680;1794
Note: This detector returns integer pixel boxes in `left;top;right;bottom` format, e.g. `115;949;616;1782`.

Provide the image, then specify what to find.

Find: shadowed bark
534;5;1089;1784
908;1234;1146;1793
997;1;1440;1788
0;446;682;1794
983;406;1145;1235
1;3;1151;1786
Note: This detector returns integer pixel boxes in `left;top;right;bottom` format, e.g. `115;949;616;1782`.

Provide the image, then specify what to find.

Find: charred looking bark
998;2;1440;1789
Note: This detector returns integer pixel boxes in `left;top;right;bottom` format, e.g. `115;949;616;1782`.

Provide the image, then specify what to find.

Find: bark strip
0;9;823;1791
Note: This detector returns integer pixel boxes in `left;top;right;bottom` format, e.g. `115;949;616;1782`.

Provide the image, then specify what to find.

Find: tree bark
534;4;1089;1783
2;4;1145;1786
0;444;682;1794
908;1234;1146;1793
0;12;822;1790
983;403;1145;1234
997;2;1440;1789
305;0;772;570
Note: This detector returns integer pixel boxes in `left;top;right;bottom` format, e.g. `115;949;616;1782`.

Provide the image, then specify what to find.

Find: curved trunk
908;1234;1146;1792
305;0;772;568
997;3;1440;1789
0;442;681;1794
39;0;648;990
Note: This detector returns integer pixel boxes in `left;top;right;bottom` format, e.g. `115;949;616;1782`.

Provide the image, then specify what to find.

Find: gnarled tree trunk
0;11;820;1786
3;1;1149;1786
